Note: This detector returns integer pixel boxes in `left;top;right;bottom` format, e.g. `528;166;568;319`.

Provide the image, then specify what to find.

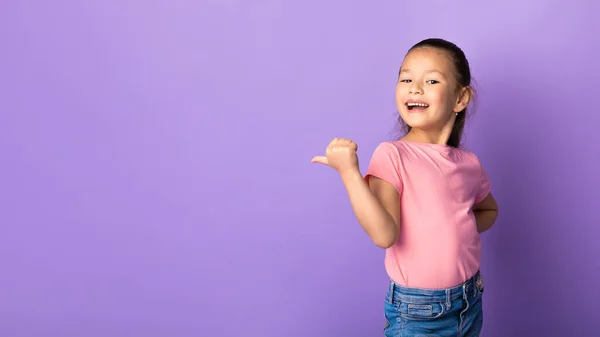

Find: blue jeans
383;270;484;336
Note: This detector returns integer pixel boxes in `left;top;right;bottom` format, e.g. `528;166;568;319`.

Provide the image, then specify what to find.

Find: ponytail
447;108;466;148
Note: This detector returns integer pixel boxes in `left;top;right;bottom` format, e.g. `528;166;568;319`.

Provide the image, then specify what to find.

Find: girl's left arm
473;192;498;233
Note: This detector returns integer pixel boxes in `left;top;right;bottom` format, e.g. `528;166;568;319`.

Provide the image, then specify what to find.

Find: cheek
395;87;406;105
395;84;403;97
427;91;446;104
431;92;456;111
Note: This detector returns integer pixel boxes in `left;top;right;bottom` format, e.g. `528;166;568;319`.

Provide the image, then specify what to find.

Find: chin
401;114;430;129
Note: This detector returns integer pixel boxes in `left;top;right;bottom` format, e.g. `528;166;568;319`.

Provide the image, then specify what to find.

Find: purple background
1;1;599;336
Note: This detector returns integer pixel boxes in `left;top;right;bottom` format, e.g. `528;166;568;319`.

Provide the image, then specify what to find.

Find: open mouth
406;102;430;111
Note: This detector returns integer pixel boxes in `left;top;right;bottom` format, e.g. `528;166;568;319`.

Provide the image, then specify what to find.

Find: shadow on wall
477;52;595;336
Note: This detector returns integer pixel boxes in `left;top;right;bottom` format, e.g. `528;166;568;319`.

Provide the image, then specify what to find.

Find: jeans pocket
383;300;400;336
400;302;445;321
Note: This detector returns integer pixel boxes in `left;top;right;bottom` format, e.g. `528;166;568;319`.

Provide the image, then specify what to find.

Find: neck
404;122;454;145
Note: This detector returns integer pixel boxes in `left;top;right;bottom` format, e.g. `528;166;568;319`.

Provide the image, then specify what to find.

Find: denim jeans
383;270;484;337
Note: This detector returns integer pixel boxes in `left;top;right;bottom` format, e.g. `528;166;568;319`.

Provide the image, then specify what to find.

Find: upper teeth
407;102;428;107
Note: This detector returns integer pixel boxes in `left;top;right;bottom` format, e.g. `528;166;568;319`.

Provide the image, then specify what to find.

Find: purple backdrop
1;1;599;336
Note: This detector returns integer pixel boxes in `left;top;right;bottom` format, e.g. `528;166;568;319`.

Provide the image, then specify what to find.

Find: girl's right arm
339;169;401;249
311;138;401;249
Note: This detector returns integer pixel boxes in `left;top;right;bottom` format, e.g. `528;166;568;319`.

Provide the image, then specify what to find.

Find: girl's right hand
311;138;360;175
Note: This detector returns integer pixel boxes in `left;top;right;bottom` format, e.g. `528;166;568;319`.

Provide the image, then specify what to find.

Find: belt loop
445;289;451;310
388;280;395;304
475;270;483;296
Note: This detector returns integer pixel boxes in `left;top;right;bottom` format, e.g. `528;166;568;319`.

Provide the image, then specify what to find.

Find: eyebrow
399;69;445;76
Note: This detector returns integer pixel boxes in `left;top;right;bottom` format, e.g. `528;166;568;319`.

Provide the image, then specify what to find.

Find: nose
409;82;422;94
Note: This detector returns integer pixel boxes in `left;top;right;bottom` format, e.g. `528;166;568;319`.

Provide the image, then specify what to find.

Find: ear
453;86;472;113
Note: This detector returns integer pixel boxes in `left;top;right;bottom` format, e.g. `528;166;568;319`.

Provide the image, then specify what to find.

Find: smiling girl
312;38;499;336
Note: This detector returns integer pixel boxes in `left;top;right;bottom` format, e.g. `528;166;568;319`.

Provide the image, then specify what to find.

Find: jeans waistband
387;270;482;305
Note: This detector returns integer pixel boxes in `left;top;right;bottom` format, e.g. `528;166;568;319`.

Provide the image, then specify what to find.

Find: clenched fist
311;138;359;174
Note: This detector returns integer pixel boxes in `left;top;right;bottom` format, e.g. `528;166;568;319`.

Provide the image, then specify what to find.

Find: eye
399;79;411;83
426;80;440;84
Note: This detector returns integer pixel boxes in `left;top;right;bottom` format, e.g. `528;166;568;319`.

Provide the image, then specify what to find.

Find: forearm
474;209;498;233
340;169;398;248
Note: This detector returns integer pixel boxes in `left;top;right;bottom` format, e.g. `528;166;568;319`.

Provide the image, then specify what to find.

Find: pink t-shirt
364;140;491;289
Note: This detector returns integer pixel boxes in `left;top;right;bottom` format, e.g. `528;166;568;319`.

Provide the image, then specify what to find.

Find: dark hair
396;38;475;148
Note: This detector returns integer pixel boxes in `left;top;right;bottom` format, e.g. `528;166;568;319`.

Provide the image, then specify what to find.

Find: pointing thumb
311;156;329;165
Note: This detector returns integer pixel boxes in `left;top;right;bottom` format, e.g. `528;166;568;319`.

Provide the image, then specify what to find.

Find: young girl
311;38;499;336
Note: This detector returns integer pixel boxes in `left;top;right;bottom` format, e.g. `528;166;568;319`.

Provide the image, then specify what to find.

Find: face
396;47;470;131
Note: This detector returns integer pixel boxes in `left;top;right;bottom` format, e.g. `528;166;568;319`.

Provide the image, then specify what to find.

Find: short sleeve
364;142;403;196
475;165;491;204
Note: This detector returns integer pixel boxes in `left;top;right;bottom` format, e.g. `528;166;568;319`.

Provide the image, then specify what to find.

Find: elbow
375;240;395;249
373;231;398;249
489;209;499;222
